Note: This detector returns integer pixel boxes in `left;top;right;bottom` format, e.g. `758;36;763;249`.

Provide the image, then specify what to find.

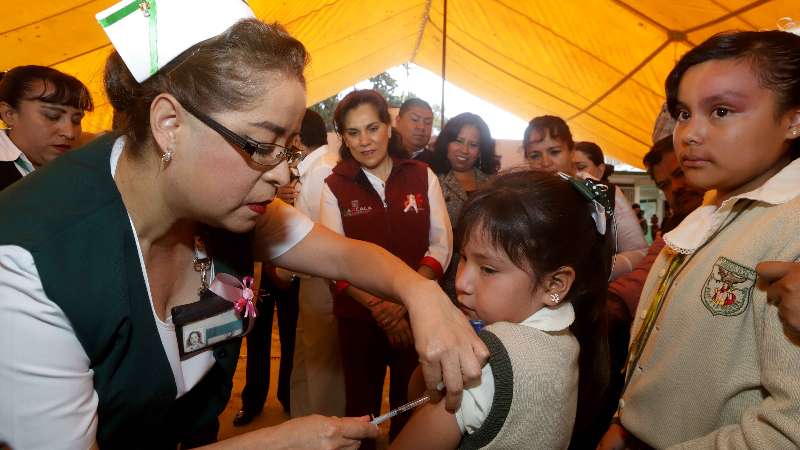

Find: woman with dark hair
390;170;613;449
0;65;93;190
430;112;499;300
320;89;452;448
0;3;484;449
573;141;613;182
523;115;575;173
599;29;800;449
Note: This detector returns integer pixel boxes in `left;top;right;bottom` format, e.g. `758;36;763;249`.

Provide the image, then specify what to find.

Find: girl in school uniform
390;170;613;449
599;30;800;449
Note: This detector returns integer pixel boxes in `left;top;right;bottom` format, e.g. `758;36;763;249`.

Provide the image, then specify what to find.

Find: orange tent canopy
2;0;797;166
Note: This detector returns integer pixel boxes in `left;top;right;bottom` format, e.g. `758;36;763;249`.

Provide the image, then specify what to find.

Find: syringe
369;395;432;425
369;381;444;425
370;320;485;425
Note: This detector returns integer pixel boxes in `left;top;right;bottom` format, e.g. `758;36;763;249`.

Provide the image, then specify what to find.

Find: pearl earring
161;145;175;168
549;293;560;304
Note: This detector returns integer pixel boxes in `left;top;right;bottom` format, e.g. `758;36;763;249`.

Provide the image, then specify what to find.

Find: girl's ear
786;108;800;140
543;266;576;306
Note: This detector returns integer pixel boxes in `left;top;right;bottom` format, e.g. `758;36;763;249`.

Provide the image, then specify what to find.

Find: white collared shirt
665;158;800;254
0;130;34;176
455;303;576;434
295;144;339;222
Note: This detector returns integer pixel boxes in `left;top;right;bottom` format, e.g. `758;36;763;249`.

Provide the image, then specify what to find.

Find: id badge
172;288;251;360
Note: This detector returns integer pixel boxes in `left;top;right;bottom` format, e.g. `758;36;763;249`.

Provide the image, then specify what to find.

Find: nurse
0;1;487;448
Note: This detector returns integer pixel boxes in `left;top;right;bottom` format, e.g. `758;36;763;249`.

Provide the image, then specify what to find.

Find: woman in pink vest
320;89;452;448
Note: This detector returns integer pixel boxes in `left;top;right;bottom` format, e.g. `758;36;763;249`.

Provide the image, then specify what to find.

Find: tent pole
440;0;447;129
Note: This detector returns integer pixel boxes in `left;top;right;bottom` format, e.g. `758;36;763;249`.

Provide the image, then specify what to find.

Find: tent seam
424;19;656;138
48;43;112;68
421;26;651;145
0;0;96;37
284;0;341;27
684;0;769;33
708;0;757;29
439;53;651;146
567;39;672;122
410;0;433;63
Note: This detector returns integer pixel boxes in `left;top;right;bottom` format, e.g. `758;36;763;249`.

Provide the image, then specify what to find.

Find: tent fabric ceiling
2;0;796;167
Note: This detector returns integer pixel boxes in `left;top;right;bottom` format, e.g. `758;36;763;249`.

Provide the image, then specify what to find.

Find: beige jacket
620;158;800;449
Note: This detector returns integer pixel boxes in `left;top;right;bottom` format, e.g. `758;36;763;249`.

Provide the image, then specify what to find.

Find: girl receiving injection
390;170;613;449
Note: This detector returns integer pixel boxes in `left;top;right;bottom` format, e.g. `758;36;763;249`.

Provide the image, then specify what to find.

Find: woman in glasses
319;89;452;448
0;4;484;449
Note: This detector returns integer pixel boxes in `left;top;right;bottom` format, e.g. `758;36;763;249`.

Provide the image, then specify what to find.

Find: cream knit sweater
620;159;800;449
460;322;578;449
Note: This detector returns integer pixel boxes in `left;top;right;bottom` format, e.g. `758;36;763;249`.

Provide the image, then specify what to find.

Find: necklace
192;236;212;294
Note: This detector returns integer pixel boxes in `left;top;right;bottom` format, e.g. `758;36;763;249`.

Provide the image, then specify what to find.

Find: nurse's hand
204;414;377;449
404;280;489;412
757;261;800;337
263;415;377;449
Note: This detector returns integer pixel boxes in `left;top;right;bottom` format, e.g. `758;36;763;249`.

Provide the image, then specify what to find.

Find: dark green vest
0;135;249;448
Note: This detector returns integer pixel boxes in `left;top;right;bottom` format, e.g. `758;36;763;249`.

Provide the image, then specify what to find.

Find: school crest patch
701;257;756;316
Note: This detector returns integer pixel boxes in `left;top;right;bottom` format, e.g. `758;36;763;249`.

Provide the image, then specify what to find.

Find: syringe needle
369;395;431;425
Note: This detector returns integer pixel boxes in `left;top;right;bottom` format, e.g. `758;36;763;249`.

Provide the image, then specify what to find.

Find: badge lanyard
193;236;212;293
172;236;258;359
623;252;687;389
622;200;753;393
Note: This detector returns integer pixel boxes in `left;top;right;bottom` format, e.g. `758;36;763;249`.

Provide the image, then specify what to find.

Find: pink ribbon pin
209;273;259;320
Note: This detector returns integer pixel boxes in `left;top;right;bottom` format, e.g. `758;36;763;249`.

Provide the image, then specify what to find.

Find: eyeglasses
181;102;303;167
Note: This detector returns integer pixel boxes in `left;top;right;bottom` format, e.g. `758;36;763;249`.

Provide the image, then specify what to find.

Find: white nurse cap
96;0;255;82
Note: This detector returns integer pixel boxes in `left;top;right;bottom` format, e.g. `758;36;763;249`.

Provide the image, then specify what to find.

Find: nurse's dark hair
455;170;613;443
333;89;408;160
104;19;308;152
0;65;93;111
665;30;800;158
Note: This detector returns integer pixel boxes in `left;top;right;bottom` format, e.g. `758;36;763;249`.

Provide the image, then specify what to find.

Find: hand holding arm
270;223;488;412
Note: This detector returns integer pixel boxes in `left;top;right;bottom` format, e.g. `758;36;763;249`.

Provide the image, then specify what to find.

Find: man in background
394;98;433;163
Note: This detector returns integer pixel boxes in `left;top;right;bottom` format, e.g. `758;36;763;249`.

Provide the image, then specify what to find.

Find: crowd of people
1;1;800;449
